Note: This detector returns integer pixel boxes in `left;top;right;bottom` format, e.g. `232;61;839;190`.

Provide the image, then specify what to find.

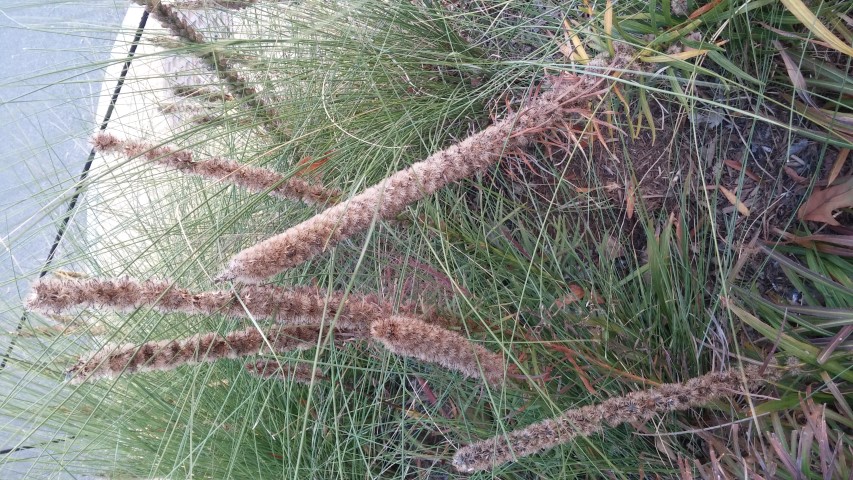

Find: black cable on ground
0;437;75;456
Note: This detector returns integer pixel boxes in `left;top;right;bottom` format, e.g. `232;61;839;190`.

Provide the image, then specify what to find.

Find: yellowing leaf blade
563;20;589;62
640;49;710;62
780;0;853;57
718;186;751;216
604;0;614;54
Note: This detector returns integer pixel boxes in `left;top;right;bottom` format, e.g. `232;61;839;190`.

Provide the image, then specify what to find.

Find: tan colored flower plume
216;74;615;283
168;0;272;10
369;316;505;385
92;133;339;205
452;363;783;473
66;325;351;383
26;277;387;335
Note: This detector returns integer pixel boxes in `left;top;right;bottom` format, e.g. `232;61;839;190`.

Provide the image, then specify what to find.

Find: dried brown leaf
689;0;723;19
724;159;761;182
785;166;809;185
294;151;333;178
827;148;849;186
774;41;816;107
785;233;853;248
798;176;853;225
718;186;751;216
587;290;606;305
774;232;853;256
554;284;585;308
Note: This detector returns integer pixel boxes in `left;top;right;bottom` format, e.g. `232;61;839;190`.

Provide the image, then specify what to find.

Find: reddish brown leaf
769;229;853;256
544;343;596;395
718;186;751;216
785;166;809;184
723;159;761;181
780;232;853;248
554;284;585;308
798;176;853;225
587;290;606;305
689;0;723;19
294;150;333;177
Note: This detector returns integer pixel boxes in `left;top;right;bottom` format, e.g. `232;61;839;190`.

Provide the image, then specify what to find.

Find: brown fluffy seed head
168;0;264;9
217;78;607;283
65;325;330;383
132;0;285;134
26;277;386;337
25;277;176;314
91;134;339;206
132;0;206;44
452;363;781;473
369;316;505;386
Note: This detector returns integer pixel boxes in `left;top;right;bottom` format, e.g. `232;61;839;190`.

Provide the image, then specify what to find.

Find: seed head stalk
27;277;387;334
219;76;609;283
452;364;782;472
66;325;352;383
131;0;285;134
92;133;339;205
370;316;505;386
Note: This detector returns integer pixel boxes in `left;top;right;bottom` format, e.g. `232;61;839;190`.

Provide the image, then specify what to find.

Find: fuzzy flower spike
26;277;387;335
452;363;783;473
93;133;339;206
370;316;505;386
65;325;354;383
217;74;612;283
131;0;284;133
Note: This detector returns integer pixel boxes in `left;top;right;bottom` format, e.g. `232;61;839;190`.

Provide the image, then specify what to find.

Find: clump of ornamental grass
92;133;340;205
11;0;853;477
453;362;787;473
